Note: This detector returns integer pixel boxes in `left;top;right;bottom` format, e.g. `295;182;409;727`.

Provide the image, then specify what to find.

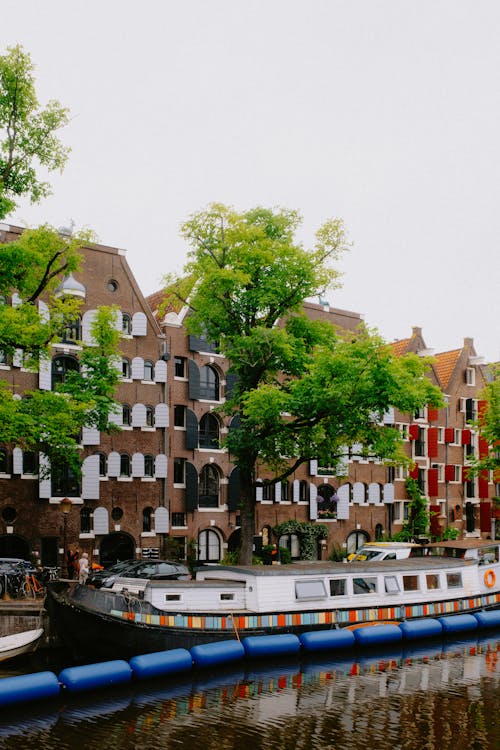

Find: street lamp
60;497;72;577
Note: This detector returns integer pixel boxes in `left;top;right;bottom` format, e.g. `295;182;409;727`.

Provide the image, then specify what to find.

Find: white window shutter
155;403;169;428
309;484;318;520
337;452;350;476
132;357;144;380
11;293;22;307
353;482;366;504
336;485;350;519
274;482;281;503
255;482;263;502
82;310;98;345
309;460;318;476
154;360;167;383
93;506;109;535
383;483;395;504
155;454;168;478
368;482;381;504
108;403;122;427
82;455;100;500
132;312;147;336
351;443;363;461
114;309;123;332
38;300;49;323
13;448;23;474
293;479;300;502
39;454;51;499
132;403;146;427
132;453;145;477
82;426;100;445
383;407;395;424
39;358;51;390
154;507;169;534
107;451;120;477
13;349;23;367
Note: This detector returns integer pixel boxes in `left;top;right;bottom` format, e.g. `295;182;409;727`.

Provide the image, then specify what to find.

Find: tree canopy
0;44;70;219
470;364;500;477
0;226;121;474
164;203;443;563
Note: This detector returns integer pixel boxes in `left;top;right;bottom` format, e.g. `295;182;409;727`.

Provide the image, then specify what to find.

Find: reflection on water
0;634;499;749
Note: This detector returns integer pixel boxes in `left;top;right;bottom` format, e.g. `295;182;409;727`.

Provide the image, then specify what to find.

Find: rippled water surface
0;635;499;750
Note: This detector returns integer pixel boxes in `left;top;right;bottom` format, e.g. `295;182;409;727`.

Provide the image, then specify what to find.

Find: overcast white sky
2;1;499;362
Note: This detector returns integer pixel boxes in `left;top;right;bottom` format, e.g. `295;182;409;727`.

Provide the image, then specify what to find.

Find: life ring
484;569;496;588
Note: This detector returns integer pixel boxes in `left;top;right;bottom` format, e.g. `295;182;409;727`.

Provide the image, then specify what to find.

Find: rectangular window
165;594;182;602
426;574;440;590
174;405;186;428
384;576;400;594
465;367;475;386
171;512;186;527
173;458;185;484
414;427;426;457
295;579;327;600
220;593;235;601
402;575;419;591
437;427;444;443
446;572;463;588
174;356;186;378
353;577;377;595
22;452;38;475
329;578;346;596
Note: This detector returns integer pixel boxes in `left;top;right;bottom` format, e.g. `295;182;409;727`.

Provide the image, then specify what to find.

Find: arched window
96;452;107;476
121;358;131;379
199;464;220;508
199;413;219;449
317;485;338;519
346;530;369;555
80;507;92;534
122;404;131;426
198;528;221;562
122;313;132;335
0;448;10;474
120;454;131;477
199;365;219;401
142;507;153;532
61;317;81;344
143;360;154;381
375;523;384;541
278;533;300;559
52;355;79;388
144;454;154;477
145;405;155;427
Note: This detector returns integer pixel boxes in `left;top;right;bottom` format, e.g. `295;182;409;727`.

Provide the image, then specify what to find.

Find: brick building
0;224;496;570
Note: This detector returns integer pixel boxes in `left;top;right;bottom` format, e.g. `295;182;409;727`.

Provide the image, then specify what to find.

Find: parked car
347;542;422;562
88;559;190;588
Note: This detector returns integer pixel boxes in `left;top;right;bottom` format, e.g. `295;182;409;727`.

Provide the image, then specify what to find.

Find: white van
348;542;422;562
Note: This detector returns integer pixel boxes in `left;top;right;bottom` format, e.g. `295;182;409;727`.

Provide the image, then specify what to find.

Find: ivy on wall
273;520;329;560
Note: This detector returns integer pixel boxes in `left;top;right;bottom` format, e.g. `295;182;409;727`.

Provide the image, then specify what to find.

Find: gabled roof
433;349;461;390
391;338;411;357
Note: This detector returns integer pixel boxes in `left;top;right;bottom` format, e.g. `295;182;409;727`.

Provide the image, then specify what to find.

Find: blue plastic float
129;647;193;679
190;639;245;668
59;660;132;694
299;627;355;652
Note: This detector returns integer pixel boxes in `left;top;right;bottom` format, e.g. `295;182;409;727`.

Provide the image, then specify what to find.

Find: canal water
0;633;499;750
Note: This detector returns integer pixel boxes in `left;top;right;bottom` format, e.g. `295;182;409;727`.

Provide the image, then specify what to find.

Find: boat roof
425;540;498;551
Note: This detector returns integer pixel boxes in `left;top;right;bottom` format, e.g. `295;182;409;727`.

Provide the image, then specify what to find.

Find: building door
41;537;59;567
99;532;135;566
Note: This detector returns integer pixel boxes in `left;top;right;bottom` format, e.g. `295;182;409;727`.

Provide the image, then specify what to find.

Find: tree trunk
238;466;256;565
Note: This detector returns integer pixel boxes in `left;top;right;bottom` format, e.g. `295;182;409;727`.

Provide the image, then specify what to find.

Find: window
144;454;154;477
122;313;132;335
122;404;132;426
446;572;463;588
295;579;327;600
426;574;440;590
0;350;8;365
143;507;153;532
199;464;220;507
107;279;118;292
262;482;275;502
174;405;186;428
0;448;10;474
281;480;289;501
145;405;155;427
111;507;123;522
171;512;186;527
2;506;16;523
198;528;221;562
317;485;338;519
80;507;91;534
414;407;426;420
174;356;186;378
121;358;131;379
329;579;346;596
384;576;400;594
465;398;476;422
403;575;419;592
143;360;154;381
199;413;219;449
174;458;186;484
61;317;81;344
199;365;219;401
437;427;444;443
465;367;475;386
346;530;369;555
414;427;426;457
97;452;107;476
278;533;300;559
353;577;377;594
120;453;131;477
299;480;308;502
52;463;80;497
22;451;38;475
52;355;79;388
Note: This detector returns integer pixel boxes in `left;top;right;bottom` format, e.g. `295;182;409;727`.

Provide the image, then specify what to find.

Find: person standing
78;552;89;584
66;548;79;579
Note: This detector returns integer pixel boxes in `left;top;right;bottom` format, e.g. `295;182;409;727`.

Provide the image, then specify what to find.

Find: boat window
220;593;235;601
403;575;419;592
384;576;400;594
426;574;440;590
478;547;499;565
295;579;327;600
165;594;181;601
446;572;463;588
353;577;377;595
329;578;347;596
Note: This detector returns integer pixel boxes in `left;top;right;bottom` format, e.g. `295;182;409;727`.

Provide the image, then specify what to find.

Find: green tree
163;203;442;563
469;364;500;476
0;44;70;219
393;477;431;542
0;226;121;474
